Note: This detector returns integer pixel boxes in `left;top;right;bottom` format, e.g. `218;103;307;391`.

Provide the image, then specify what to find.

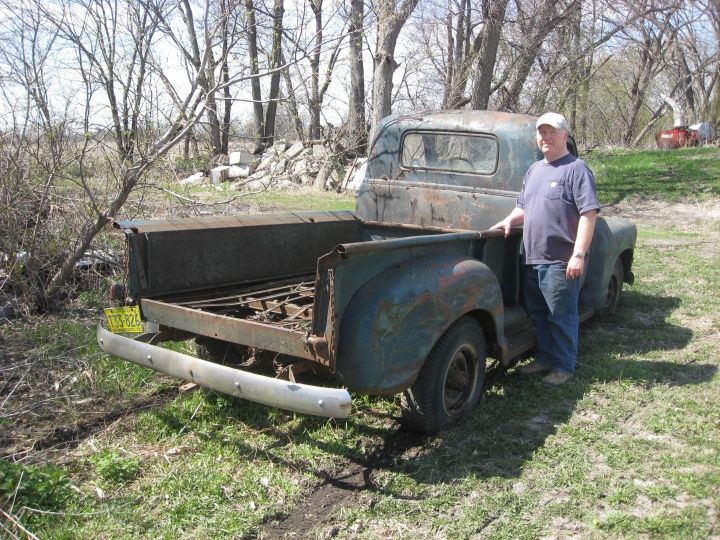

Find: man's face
536;124;568;161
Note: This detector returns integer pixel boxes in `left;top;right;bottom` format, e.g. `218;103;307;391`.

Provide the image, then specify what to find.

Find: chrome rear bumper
96;326;351;418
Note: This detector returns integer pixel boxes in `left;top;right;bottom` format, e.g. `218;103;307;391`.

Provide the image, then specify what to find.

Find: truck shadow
149;289;711;504
265;289;707;488
374;289;711;486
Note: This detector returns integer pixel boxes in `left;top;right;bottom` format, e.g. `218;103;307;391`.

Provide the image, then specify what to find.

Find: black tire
195;336;255;365
401;317;486;433
600;258;624;316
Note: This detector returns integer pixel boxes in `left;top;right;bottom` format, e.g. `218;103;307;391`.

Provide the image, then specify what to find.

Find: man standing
492;112;599;386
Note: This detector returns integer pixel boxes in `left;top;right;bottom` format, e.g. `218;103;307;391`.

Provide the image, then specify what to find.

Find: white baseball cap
536;112;569;132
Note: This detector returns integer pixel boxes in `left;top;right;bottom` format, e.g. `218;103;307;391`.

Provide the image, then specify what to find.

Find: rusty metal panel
357;111;544;230
124;211;362;298
313;233;478;366
141;298;316;361
356;181;519;232
115;211;358;234
335;253;504;394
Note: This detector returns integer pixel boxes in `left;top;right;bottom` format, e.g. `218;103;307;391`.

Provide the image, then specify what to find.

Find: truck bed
119;210;521;369
153;274;317;332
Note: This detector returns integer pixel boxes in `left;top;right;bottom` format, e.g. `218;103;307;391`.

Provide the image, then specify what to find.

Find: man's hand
490;218;513;237
490;208;524;237
566;255;584;280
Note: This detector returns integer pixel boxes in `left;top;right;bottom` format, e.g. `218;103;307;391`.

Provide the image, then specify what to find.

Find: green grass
158;181;356;213
248;188;356;212
3;148;719;538
588;146;720;204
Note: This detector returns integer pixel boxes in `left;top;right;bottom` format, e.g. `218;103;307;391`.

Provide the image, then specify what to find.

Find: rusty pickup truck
98;110;636;432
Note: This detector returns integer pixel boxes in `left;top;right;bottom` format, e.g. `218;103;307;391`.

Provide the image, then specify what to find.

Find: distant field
588;146;720;204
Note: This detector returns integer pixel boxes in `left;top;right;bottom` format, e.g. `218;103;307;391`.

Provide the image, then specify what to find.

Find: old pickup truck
98;110;636;432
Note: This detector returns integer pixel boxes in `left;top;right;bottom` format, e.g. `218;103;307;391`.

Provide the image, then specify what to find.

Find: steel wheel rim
606;275;618;308
443;345;478;416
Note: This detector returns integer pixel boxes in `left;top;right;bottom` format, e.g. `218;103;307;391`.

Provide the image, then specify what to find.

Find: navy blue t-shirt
516;153;599;264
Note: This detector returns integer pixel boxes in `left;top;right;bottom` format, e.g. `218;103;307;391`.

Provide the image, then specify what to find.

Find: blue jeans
523;264;580;375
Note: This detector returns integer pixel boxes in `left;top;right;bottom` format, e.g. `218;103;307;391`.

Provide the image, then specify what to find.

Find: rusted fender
96;326;352;418
335;253;504;395
581;216;637;309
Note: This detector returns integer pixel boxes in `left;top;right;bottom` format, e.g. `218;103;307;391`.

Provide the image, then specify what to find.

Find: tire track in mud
258;428;428;539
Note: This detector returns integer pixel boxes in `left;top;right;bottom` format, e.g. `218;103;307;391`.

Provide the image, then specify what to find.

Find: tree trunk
220;0;232;155
495;0;572;112
371;0;420;131
245;0;265;153
347;0;367;156
281;50;305;142
309;0;323;140
469;0;509;110
263;0;284;148
205;48;223;155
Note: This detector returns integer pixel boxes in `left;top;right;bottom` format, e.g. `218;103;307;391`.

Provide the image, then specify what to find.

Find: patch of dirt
257;429;428;539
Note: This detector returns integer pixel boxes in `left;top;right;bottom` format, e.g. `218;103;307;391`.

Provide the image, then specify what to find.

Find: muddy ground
1;199;718;539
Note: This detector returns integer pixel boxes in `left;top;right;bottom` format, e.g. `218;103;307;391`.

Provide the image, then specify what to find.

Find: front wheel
600;258;624;316
401;317;486;433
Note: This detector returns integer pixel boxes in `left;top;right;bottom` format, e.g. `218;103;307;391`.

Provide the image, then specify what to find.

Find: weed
0;460;74;512
90;449;141;485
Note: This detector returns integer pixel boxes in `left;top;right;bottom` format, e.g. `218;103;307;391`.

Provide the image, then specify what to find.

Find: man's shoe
542;370;573;386
516;359;551;376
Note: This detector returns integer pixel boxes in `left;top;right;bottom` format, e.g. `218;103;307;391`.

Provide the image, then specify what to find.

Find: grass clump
90;450;142;485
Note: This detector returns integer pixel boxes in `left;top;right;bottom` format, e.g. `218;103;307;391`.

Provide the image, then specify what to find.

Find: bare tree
0;0;243;304
245;0;266;153
264;0;286;147
495;0;578;111
347;0;368;155
245;0;285;152
612;1;683;144
370;0;420;130
436;0;509;110
469;0;510;109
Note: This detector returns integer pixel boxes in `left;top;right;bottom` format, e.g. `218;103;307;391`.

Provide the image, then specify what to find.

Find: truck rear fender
335;253;504;395
581;216;637;309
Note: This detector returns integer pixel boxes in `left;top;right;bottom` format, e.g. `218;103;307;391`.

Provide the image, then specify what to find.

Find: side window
567;136;578;157
401;132;498;175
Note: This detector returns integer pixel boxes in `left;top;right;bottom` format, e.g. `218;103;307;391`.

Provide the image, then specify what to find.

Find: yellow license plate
104;306;143;333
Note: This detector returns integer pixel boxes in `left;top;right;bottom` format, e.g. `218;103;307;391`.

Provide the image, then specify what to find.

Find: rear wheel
600;258;624;316
401;317;486;433
195;336;267;367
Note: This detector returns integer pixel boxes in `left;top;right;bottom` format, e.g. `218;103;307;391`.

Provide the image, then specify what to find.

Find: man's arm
566;209;598;279
491;207;525;237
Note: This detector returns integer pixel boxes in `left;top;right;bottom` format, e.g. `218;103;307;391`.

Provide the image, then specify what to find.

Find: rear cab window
401;131;499;176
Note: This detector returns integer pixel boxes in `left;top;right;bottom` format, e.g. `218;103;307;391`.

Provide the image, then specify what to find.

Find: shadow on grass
395;289;710;485
141;289;711;496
